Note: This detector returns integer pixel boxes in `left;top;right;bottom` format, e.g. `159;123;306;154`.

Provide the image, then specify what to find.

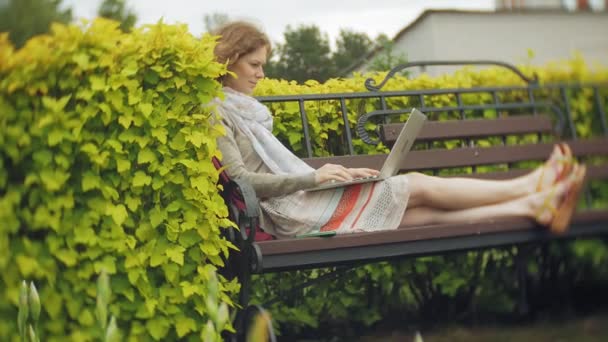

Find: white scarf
216;87;314;175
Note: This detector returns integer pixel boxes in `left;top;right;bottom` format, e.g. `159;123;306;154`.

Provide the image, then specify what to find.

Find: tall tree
332;29;373;76
368;34;409;73
269;25;333;83
97;0;137;32
0;0;72;48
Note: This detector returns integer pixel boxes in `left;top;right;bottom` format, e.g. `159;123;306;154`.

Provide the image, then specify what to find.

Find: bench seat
257;210;608;272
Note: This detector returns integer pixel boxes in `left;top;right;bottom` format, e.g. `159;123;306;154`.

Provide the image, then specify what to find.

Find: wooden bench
217;108;608;340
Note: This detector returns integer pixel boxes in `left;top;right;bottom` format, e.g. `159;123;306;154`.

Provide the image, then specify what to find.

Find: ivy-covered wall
0;19;237;341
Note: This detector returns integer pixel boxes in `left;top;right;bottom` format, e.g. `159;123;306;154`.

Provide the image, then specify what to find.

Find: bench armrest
222;178;261;243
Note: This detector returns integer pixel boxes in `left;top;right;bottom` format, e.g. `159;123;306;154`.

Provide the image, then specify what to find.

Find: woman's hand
314;164;380;185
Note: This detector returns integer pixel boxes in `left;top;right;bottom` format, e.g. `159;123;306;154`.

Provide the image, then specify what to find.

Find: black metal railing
257;60;608;158
256;60;608;219
364;60;540;91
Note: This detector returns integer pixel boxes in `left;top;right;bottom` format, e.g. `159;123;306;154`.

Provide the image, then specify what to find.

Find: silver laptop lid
378;108;427;178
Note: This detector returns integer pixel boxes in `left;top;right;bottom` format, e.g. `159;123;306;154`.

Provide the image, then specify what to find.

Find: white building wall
375;11;608;76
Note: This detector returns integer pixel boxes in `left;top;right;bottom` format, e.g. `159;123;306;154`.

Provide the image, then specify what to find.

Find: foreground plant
95;270;120;342
200;269;230;341
17;281;40;342
18;271;120;341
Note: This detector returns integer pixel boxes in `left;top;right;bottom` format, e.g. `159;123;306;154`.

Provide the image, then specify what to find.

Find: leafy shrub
0;19;237;341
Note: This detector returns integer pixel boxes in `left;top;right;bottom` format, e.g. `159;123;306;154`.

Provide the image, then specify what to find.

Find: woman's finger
347;168;379;178
333;169;353;181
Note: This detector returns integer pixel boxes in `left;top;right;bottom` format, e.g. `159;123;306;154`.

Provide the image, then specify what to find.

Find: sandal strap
536;156;574;192
535;186;558;221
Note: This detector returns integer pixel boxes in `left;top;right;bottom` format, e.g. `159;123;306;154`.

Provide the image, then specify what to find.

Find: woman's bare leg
401;178;571;227
406;145;569;210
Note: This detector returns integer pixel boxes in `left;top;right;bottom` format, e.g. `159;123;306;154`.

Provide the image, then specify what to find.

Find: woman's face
224;45;267;95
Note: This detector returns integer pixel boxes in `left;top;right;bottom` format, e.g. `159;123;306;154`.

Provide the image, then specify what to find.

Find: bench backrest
303;114;608;183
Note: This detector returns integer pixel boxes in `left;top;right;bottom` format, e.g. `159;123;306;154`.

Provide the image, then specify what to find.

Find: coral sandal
550;164;587;234
536;143;574;192
534;185;560;227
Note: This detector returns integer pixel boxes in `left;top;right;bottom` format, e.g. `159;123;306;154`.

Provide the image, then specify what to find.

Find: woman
212;21;586;239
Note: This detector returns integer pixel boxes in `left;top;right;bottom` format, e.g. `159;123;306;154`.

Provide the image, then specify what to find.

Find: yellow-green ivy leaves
0;18;236;340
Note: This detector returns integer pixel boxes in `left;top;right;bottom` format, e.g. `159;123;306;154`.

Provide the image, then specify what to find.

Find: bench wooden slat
256;210;608;272
456;164;608;181
260;210;608;256
380;115;554;144
305;138;608;173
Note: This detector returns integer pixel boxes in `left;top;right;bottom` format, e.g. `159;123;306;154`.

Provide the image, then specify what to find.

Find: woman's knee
406;172;433;206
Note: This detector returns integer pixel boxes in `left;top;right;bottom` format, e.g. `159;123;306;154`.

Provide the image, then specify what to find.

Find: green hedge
0;19;237;341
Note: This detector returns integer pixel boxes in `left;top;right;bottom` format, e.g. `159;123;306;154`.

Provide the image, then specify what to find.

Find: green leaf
150;238;169;267
45;291;62;319
118;114;134;129
175;316;197;338
137;148;157;164
180;281;200;298
33;149;53;167
139;103;154;117
107;204;128;226
125;196;141;212
146;317;170;340
48;129;66;146
41;95;71;112
39;169;70;191
16;255;39;277
101;184;119;201
55;249;78;266
82;171;101;191
144;69;160;85
149;206;167;228
77;308;95;326
116;158;131;173
73;52;90;69
74;227;97;245
178;230;201;248
166;245;186;266
132;171;152;187
121;60;138;76
169;132;187;151
151;127;168;144
94;256;117;274
162;263;180;284
81;142;100;156
106;91;124;112
90;75;106;91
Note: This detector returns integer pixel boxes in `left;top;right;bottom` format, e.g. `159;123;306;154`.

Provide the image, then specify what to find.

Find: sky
62;0;495;46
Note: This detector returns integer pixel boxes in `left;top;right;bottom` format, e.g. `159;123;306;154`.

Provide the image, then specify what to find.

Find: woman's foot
530;163;586;233
550;163;586;234
530;174;571;227
531;143;574;193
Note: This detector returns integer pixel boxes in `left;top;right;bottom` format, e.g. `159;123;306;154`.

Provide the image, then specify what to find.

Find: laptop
305;108;427;192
